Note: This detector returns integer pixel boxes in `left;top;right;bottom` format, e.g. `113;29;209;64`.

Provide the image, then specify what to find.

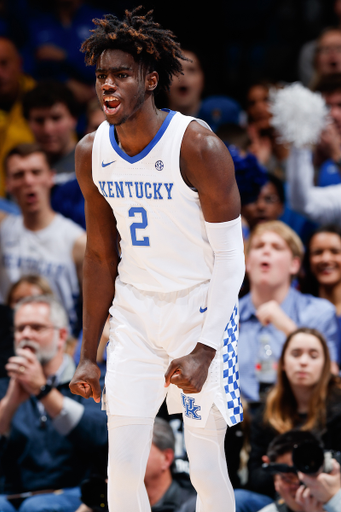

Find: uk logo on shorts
181;393;201;420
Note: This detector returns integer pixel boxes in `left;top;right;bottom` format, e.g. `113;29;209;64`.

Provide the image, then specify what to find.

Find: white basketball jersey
92;109;214;293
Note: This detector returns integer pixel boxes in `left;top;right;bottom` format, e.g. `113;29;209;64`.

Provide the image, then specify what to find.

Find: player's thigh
106;285;168;417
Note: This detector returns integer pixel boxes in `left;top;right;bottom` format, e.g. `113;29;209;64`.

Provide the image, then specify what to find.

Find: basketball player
69;7;245;512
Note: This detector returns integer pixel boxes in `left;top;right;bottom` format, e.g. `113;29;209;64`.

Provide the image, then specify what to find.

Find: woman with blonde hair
246;327;341;501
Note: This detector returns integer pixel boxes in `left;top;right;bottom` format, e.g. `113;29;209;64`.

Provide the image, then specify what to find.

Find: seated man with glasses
0;295;107;512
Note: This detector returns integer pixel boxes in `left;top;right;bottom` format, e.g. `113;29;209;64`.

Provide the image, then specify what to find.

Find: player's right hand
69;360;101;403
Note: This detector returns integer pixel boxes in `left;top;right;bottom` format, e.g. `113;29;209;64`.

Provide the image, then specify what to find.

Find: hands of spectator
4;375;30;406
35;44;66;61
5;348;46;396
295;486;325;512
296;460;341;504
317;123;341;163
255;300;297;335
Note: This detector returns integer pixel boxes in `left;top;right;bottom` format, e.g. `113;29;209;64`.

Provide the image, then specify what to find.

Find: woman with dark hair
238;327;341;509
301;225;341;363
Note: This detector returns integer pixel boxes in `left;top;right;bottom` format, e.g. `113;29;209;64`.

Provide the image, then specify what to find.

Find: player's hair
15;294;69;331
246;220;304;262
81;6;186;94
152;417;175;452
263;327;341;434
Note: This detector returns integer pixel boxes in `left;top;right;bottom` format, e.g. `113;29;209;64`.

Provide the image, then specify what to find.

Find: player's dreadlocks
81;6;187;94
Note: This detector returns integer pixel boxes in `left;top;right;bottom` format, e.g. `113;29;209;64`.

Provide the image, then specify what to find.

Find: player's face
282;332;325;389
246;231;300;288
309;232;341;287
5;152;54;214
95;49;148;126
28;103;77;156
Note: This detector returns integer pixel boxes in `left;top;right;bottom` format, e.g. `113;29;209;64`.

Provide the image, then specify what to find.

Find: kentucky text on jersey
97;180;174;200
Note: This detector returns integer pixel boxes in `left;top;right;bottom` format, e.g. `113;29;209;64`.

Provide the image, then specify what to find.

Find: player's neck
114;102;167;157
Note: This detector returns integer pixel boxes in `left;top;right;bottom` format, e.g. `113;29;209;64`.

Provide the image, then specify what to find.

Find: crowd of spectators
0;1;341;511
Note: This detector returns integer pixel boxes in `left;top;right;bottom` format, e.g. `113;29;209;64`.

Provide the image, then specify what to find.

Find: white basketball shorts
103;277;243;429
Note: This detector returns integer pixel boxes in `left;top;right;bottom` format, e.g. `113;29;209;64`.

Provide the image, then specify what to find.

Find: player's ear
146;71;159;92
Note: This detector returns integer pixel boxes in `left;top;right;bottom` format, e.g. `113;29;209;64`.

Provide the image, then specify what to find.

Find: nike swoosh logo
199;307;207;313
101;160;116;167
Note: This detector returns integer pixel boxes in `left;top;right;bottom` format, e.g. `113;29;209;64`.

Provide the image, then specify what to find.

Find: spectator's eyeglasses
14;323;58;335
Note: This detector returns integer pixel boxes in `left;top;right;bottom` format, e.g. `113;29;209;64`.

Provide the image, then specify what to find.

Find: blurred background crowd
0;0;341;511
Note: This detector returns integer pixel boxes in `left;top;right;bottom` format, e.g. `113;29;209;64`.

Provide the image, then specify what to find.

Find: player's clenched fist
69;360;101;403
164;342;216;394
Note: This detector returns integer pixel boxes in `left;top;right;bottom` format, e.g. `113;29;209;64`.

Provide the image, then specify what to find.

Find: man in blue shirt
239;220;339;403
0;294;107;512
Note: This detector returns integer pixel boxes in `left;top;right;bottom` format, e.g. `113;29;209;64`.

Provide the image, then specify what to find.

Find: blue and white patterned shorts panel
222;304;243;426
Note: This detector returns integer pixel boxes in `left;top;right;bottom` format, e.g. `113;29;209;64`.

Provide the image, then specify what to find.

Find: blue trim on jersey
109;109;177;164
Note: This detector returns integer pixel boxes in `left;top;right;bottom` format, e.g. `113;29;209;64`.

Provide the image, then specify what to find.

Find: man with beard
0;295;107;512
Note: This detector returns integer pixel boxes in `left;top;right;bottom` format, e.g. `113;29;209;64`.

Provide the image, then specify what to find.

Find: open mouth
25;192;37;204
103;95;121;115
260;261;270;270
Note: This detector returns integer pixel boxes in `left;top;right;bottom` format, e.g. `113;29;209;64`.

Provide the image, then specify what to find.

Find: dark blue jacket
0;360;107;494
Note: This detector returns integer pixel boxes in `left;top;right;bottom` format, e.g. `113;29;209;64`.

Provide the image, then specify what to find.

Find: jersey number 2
129;207;150;246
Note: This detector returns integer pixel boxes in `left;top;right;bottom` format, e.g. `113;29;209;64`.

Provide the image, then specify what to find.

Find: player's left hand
164;343;216;393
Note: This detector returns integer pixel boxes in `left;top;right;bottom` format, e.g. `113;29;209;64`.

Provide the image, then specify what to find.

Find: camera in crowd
263;437;341;476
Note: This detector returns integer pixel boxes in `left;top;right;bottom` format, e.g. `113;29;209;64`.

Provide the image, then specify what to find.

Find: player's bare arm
69;133;120;402
165;122;242;393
